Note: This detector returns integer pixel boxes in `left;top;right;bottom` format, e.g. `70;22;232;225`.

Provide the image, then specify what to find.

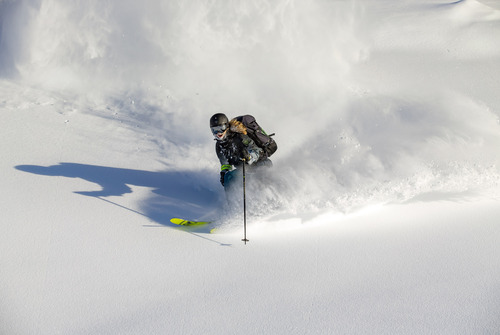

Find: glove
221;170;237;187
220;171;226;186
247;150;259;165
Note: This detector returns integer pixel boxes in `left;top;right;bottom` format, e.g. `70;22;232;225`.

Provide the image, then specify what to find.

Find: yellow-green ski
170;218;212;227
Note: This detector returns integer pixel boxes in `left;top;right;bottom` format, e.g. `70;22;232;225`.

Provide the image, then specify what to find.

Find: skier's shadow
15;162;222;226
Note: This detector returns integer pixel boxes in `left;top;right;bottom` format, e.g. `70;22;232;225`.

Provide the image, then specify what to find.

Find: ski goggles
211;125;227;135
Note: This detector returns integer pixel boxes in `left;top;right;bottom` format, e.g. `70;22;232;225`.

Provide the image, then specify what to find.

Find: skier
209;113;272;191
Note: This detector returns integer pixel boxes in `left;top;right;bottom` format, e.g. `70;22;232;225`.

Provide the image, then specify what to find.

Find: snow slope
1;0;500;334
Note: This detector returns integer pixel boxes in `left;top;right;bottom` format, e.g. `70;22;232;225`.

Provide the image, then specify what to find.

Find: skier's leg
224;169;242;212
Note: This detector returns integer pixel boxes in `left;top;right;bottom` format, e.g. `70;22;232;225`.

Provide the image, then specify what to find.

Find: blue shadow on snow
15;162;222;227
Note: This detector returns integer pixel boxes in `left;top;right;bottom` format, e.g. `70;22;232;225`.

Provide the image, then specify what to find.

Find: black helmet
210;113;229;128
210;113;230;141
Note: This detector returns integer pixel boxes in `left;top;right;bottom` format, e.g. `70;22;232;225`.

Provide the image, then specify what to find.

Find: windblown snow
1;0;500;334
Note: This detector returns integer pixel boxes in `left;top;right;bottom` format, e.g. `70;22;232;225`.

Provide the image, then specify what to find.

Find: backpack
235;115;277;158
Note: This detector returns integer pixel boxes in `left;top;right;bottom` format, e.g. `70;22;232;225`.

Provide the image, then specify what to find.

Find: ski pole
242;158;249;244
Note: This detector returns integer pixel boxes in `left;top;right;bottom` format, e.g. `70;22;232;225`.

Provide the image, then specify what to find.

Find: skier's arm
216;144;232;186
241;134;263;164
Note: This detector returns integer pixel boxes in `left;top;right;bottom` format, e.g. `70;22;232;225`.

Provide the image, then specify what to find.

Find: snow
1;0;500;333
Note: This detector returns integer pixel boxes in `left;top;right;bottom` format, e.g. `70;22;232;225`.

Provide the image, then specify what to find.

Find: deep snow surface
1;0;500;334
